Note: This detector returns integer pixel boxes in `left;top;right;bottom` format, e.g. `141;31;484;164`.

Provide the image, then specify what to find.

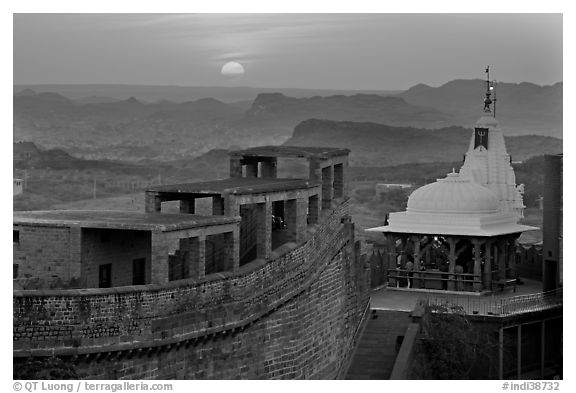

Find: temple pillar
411;236;422;289
472;238;483;292
508;238;518;279
498;240;507;280
387;235;398;287
484;240;493;290
447;237;457;291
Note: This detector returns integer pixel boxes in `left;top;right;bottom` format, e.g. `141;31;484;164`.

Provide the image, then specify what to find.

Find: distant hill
13;91;247;161
13;85;400;104
398;79;562;138
13;141;152;172
14;79;562;162
284;119;562;166
241;93;450;129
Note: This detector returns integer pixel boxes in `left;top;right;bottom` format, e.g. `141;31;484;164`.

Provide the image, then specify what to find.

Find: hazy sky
13;13;563;90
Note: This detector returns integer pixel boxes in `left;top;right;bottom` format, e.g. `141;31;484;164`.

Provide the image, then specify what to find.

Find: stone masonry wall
14;200;370;379
13;225;81;287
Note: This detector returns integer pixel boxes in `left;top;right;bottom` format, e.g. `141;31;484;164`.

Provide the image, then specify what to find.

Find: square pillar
333;163;344;198
145;191;162;213
256;201;272;260
222;228;240;272
321;165;334;209
151;231;169;284
180;199;195;214
188;236;205;280
260;158;278;178
308;157;322;182
224;196;240;217
307;194;320;225
285;198;308;243
245;161;259;178
230;157;243;178
212;196;225;215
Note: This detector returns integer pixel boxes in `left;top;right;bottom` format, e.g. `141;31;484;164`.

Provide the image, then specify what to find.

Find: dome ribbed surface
407;172;499;214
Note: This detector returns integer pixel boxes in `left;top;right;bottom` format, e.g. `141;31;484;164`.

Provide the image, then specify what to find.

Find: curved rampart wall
14;200;370;379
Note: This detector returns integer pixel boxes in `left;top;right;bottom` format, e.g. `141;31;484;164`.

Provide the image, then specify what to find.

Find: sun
221;61;245;79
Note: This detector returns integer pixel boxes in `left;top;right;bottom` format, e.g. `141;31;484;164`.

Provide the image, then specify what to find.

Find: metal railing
423;288;563;317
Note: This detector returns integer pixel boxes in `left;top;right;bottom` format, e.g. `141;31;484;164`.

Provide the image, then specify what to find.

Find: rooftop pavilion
13;211;241;288
145;146;350;264
14;210;238;231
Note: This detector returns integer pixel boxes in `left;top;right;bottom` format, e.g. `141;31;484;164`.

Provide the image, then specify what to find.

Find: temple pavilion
367;68;537;293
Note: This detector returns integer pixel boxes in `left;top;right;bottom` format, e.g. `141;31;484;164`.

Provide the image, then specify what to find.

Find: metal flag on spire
491;79;497;118
483;66;493;113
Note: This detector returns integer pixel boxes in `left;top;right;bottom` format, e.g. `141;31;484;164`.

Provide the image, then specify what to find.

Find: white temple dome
407;172;499;214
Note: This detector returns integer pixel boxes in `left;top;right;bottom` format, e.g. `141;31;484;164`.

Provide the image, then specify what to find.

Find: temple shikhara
367;67;537;293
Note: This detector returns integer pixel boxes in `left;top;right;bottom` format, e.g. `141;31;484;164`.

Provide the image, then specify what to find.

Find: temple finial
483;66;493;113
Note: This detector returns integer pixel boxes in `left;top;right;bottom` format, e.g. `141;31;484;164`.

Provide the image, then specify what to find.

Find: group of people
395;255;467;291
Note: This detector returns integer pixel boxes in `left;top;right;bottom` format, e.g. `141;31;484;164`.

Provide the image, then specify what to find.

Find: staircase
345;310;412;380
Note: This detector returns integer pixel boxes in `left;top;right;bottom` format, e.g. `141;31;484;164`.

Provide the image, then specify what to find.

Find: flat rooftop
147;177;319;195
13;210;239;231
229;145;349;159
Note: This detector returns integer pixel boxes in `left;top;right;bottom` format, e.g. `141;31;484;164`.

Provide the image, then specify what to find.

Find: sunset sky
13;13;562;90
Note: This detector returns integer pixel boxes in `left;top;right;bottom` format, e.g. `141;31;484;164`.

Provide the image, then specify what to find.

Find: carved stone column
411;236;422;289
484;240;493;290
387;234;398;287
472;238;484;292
447;237;457;291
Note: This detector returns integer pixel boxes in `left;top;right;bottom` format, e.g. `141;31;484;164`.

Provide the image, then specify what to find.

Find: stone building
13;178;23;196
13;146;370;380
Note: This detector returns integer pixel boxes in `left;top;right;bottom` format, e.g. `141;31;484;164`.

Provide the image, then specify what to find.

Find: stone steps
345;310;411;380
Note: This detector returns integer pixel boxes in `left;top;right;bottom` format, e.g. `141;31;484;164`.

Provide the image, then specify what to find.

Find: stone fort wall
14;200;370;379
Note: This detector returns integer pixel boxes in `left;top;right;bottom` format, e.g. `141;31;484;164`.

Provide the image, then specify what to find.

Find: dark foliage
14;357;79;380
411;304;499;379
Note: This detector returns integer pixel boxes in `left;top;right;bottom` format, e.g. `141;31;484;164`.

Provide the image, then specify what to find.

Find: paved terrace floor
371;278;545;312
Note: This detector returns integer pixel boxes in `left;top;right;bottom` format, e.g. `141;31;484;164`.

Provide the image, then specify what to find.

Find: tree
411;304;499;379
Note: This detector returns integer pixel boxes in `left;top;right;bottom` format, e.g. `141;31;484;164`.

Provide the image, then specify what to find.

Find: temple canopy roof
407;171;499;215
366;172;537;237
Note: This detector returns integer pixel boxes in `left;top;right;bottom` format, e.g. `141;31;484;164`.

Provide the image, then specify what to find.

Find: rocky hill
242;93;450;129
284;119;562;166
